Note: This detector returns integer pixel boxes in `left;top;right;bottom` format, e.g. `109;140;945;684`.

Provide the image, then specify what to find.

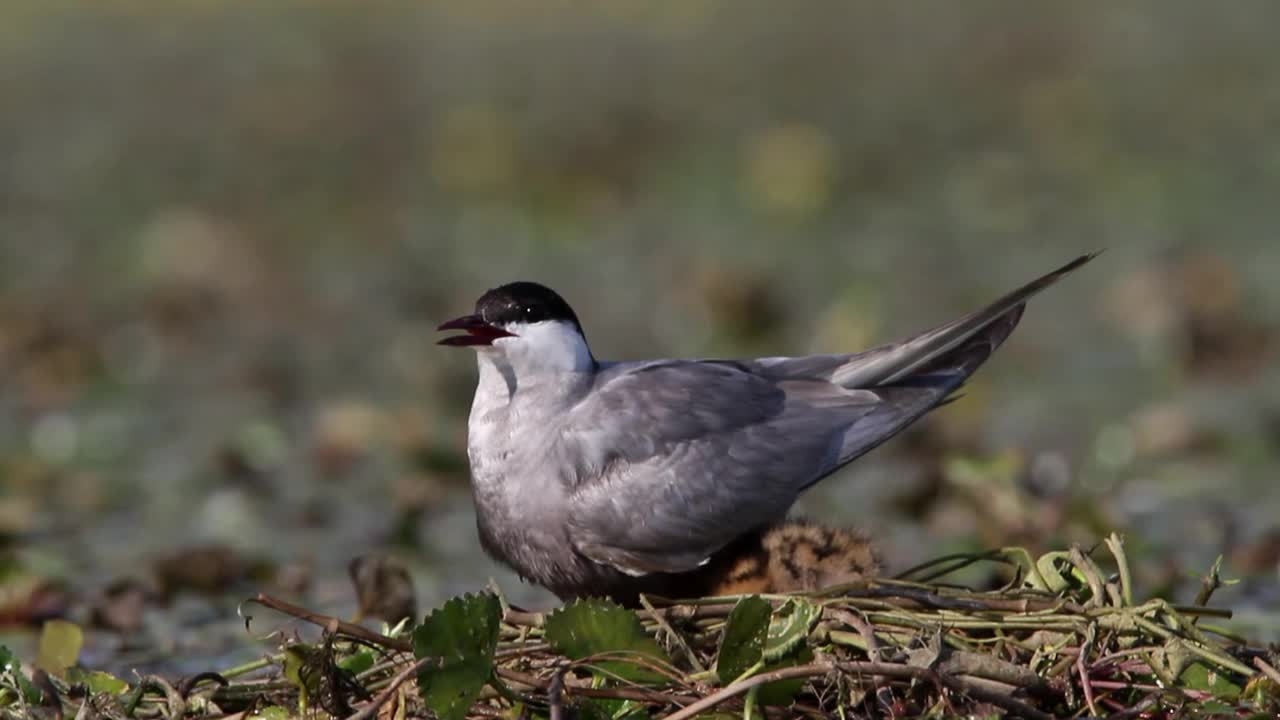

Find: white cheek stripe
496;320;595;372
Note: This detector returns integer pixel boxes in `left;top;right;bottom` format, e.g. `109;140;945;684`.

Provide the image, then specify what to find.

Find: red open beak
437;314;516;347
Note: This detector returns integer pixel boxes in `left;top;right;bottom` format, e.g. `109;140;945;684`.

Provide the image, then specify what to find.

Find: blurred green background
3;1;1279;671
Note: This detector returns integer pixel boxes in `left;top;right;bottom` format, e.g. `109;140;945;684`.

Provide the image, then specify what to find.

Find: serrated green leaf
412;592;501;720
66;668;129;695
0;645;42;704
36;620;83;677
763;598;820;661
544;598;671;683
716;596;771;683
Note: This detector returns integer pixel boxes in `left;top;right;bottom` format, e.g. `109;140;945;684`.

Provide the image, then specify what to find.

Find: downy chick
688;520;881;598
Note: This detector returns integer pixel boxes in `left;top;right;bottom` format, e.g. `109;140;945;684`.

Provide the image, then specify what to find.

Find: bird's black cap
476;282;583;333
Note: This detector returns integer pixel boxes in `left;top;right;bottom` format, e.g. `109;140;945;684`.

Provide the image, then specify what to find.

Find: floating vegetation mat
5;534;1279;719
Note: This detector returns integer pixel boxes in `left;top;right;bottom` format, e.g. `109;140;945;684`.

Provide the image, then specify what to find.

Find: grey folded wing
561;253;1097;577
561;360;956;576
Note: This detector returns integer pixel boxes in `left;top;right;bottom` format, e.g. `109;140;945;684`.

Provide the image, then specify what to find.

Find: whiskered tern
439;254;1096;603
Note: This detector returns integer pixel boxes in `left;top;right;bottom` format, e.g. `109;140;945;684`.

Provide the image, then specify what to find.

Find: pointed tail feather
832;252;1099;389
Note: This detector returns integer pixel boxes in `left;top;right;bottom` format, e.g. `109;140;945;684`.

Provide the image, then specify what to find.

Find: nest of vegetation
6;534;1280;719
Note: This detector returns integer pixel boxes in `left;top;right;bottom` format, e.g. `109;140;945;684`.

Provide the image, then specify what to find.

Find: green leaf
577;698;615;720
0;645;42;704
544;598;671;683
36;620;83;677
337;648;376;676
250;706;293;720
66;668;129;695
741;599;823;707
1177;661;1242;699
763;598;820;661
412;592;501;720
281;644;318;710
1032;551;1075;594
578;697;650;720
757;645;814;707
715;596;771;682
1191;699;1235;715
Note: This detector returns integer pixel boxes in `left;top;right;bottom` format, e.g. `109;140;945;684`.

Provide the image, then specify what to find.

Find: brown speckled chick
685;520;881;597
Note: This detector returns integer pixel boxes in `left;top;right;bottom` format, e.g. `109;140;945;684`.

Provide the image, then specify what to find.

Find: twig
892;549;1012;582
496;642;551;660
1168;604;1233;619
503;607;545;627
934;651;1058;701
1068;546;1107;609
140;675;186;720
833;581;1088;614
1104;534;1133;607
215;656;278;680
824;604;906;707
1193;556;1224;609
1088;680;1164;691
660;663;836;720
660;661;1054;720
496;667;701;707
947;673;1054;719
1253;656;1280;686
828;609;882;660
1075;623;1100;717
1129;614;1255;677
859;585;1011;611
547;667;567;720
343;656;432;720
640;593;706;673
247;593;413;653
1102;693;1161;720
177;671;228;699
